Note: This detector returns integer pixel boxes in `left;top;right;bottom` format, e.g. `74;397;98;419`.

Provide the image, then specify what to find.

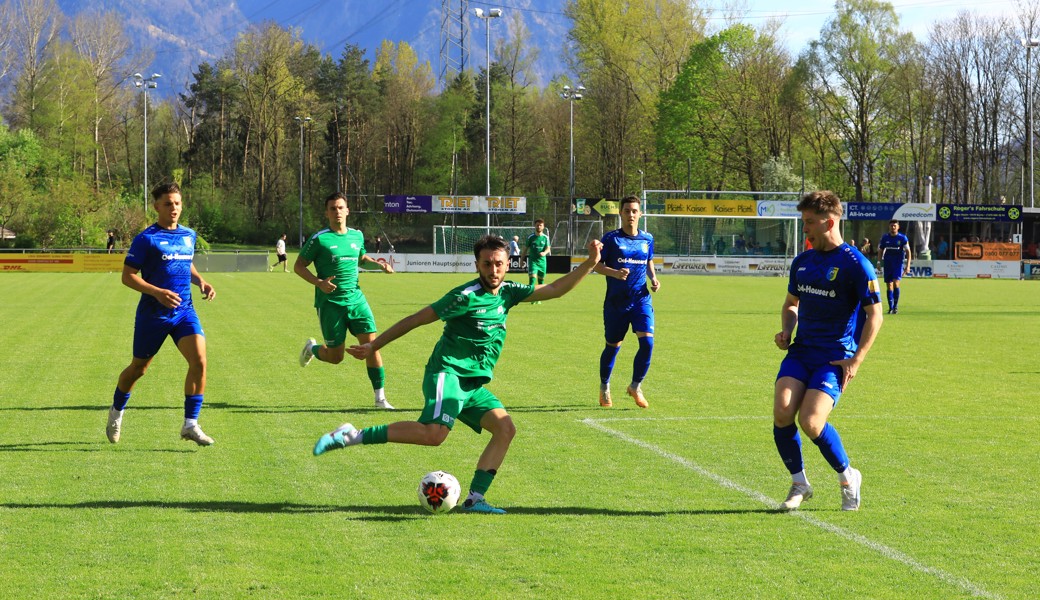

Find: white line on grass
580;417;1002;600
590;415;1037;423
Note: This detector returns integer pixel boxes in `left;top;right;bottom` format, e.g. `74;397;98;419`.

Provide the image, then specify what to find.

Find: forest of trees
0;0;1038;249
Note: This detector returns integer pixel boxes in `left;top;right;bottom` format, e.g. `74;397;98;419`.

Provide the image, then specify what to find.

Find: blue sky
728;0;1029;53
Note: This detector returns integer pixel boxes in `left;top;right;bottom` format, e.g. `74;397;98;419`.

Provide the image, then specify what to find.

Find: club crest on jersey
183;236;192;247
827;267;839;281
641;242;649;254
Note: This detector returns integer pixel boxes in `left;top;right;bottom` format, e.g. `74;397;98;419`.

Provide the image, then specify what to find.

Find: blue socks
887;290;894;310
893;287;900;310
632;336;654;385
599;345;621;384
184;394;204;420
811;423;850;472
112;388;131;411
773;424;803;474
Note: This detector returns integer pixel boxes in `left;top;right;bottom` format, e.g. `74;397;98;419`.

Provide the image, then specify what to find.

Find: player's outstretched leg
313;423;358;455
300;338;317;367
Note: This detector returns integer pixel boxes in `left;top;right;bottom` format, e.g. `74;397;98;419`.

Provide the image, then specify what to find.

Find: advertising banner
574;198;621;216
0;253;124;272
954;242;1021;261
665;199;757;216
936;204;1022;222
755;201;802;219
845;203;937;221
383;195;434;213
932;260;1019;279
383;195;526;214
655;256;789;276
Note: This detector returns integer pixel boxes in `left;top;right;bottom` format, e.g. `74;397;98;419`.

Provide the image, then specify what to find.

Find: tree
9;0;62;132
800;0;912;201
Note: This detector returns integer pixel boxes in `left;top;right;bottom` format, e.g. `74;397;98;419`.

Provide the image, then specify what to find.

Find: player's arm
774;293;799;350
542;240;551;257
903;242;912;275
830;301;883;388
593;262;629;281
294;255;337;294
647;259;660;292
121;264;183;308
359;254;394;274
526;240;602;302
347;306;439;359
190;262;216;301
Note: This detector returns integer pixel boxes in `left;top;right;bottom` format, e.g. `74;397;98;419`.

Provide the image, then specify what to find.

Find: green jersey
526;232;550;264
426;279;535;383
300;227;368;307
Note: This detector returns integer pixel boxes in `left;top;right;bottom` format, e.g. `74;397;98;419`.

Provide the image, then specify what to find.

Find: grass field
0;269;1037;599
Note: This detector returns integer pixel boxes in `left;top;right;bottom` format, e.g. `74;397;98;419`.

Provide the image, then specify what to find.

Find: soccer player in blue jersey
593;195;660;409
107;182;217;446
311;236;604;515
773;191;883;511
878;219;911;313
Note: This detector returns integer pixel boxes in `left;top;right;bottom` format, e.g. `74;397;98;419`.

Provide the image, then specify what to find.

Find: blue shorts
603;299;654;344
883;259;904;282
775;345;851;404
133;305;205;359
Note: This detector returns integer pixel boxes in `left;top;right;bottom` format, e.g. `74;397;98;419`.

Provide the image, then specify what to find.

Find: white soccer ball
418;470;461;514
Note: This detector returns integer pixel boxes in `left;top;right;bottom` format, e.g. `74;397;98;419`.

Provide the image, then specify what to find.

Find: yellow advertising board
665;199;757;216
954;242;1021;261
0;253;125;273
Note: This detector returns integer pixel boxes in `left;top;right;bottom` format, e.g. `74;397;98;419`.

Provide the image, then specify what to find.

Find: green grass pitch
0;269;1036;599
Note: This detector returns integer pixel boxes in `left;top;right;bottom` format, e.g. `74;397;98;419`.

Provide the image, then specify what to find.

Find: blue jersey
600;228;654;309
788;243;880;353
879;232;909;267
125;224;197;315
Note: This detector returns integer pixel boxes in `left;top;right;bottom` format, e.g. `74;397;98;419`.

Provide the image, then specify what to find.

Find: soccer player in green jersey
312;235;604;514
523;218;551;286
295;192;396;409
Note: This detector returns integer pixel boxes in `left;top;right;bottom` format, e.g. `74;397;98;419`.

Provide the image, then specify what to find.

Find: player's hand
318;276;337;294
650;277;660;292
346;343;372;360
829;356;862;389
154;289;182;308
586;239;603;263
382;262;395;274
199;281;216;301
616;267;630;281
774;331;791;350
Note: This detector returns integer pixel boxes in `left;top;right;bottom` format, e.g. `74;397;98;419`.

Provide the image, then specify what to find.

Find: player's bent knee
421;425;451;446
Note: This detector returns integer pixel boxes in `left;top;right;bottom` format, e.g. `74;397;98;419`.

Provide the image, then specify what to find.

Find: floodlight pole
295;116;311;247
1024;38;1040;208
133;73;160;213
561;84;585;254
476;7;501;234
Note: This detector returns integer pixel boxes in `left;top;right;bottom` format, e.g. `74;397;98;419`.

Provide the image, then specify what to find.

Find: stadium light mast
475;7;501;233
295;116;312;247
561;84;584;254
133;73;160;213
1023;38;1040;208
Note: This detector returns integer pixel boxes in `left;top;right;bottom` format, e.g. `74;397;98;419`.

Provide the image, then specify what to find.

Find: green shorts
317;297;377;348
419;371;504;434
528;259;546;279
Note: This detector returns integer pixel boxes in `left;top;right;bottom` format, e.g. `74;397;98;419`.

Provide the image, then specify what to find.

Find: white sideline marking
580;417;1002;600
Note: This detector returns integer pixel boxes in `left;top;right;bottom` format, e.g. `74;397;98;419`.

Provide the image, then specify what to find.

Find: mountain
57;0;573;96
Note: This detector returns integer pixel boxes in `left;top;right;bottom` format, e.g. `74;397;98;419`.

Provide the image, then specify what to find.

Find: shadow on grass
0;500;775;518
0;405;174;412
0;441;193;453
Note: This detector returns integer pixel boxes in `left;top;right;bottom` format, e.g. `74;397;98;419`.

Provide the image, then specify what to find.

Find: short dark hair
325;192;347;208
621;195;641;209
533;218;544;226
474;234;508;259
151;182;180;201
797;190;843;218
889;219;899;225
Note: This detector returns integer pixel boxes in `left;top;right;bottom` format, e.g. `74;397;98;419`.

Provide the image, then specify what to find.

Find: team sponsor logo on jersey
827;267;839;281
619;257;646;265
161;253;193;261
797;284;836;298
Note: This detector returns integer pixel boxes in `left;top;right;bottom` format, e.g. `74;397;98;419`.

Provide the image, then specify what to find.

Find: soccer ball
418;471;461;514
